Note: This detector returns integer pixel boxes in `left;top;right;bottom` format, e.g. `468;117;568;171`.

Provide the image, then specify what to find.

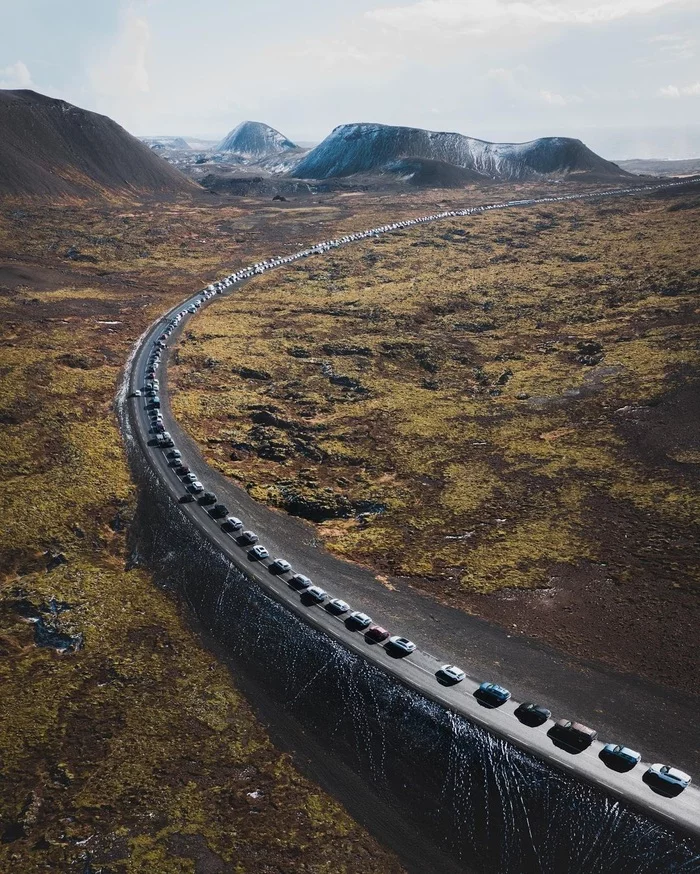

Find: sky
1;0;699;158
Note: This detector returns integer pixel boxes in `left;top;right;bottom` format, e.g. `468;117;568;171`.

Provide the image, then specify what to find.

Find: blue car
600;744;641;772
474;682;511;708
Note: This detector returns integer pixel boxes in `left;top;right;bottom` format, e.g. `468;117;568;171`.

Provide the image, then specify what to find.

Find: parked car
549;719;598;751
366;625;390;643
387;636;416;656
346;611;372;630
147;396;161;409
326;599;350;616
269;558;292;575
238;530;258;545
305;586;327;604
248;545;269;560
188;481;203;493
131;389;142;397
288;573;312;591
600;744;641;772
435;664;466;685
474;682;511;708
182;473;198;483
175;465;191;476
221;516;243;532
208;503;229;519
166;449;181;460
644;764;691;795
197;492;217;506
514;702;551;727
159;433;174;448
152;422;165;434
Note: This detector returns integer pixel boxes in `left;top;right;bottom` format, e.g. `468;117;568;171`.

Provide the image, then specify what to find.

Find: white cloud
659;81;700;97
367;0;683;32
89;4;150;99
647;33;695;59
0;60;34;89
540;89;568;105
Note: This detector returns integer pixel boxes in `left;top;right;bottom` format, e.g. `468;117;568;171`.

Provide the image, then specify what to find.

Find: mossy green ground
0;197;409;872
170;189;700;690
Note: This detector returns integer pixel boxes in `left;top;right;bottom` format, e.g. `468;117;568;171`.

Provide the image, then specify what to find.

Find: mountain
216;121;298;159
141;136;193;151
291;123;629;182
617;157;700;177
0;89;196;198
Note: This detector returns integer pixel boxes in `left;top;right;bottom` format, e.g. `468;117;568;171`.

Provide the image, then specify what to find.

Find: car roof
661;766;691;780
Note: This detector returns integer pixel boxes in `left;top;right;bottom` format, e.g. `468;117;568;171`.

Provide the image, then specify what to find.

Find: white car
188;481;203;493
646;764;692;793
248;545;269;560
270;558;292;574
327;599;350;615
387;636;416;655
436;664;466;684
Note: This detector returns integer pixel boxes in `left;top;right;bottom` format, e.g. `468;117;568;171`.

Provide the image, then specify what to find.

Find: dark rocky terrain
0;90;196;198
292;122;631;182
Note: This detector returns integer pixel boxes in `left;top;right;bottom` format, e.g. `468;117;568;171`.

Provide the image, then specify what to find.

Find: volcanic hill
0;89;196;198
292;122;629;182
216;121;298;159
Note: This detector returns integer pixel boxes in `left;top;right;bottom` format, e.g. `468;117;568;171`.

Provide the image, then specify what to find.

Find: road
122;181;700;843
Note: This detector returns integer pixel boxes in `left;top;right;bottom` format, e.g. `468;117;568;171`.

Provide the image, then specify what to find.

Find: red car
365;625;390;643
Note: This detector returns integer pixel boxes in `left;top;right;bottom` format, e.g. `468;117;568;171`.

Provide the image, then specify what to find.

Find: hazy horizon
3;0;699;160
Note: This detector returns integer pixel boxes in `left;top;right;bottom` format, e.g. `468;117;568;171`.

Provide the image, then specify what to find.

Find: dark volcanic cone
0;89;196;198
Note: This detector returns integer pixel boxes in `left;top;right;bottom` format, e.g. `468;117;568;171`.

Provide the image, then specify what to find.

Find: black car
197;492;217;506
514;702;551;727
208;503;229;519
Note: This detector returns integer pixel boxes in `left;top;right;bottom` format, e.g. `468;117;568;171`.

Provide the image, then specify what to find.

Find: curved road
122;181;700;842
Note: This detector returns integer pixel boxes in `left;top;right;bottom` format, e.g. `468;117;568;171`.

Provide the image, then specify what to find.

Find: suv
365;625;390;643
346;611;372;630
208;503;229;519
288;573;312;591
221;516;243;532
514;702;551;727
644;764;691;795
269;559;292;575
387;636;416;656
304;586;327;604
599;744;641;772
436;664;466;685
248;545;269;561
238;530;258;545
474;682;511;708
549;719;598;751
197;492;217;506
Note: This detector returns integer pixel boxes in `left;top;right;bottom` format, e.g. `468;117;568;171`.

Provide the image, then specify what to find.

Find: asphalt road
123;186;700;842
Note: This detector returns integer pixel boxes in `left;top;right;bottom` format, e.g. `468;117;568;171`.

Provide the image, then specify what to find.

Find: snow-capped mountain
291;123;628;181
216;121;298;159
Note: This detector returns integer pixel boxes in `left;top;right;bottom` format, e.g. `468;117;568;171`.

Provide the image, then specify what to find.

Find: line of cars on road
179;181;691;300
133;185;694;799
